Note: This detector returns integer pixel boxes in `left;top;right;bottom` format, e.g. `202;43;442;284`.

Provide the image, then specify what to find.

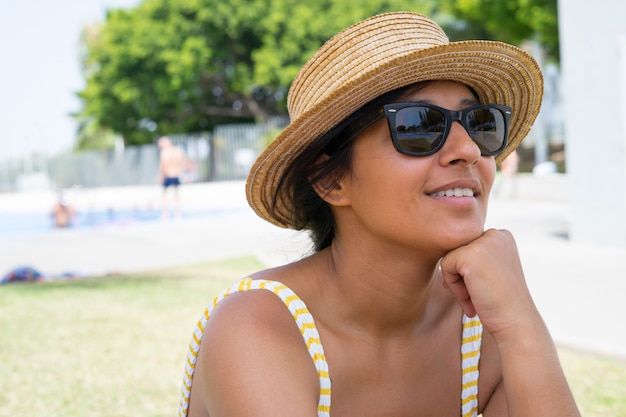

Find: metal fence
0;118;287;193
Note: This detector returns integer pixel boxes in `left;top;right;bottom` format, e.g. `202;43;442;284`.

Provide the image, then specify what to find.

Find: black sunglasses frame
383;102;512;157
339;102;512;157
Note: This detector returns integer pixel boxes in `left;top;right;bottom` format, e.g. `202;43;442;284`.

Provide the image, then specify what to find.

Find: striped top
178;278;483;417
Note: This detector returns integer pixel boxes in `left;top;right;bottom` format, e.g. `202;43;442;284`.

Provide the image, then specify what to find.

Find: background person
157;136;188;219
51;192;75;228
178;12;580;417
494;149;520;197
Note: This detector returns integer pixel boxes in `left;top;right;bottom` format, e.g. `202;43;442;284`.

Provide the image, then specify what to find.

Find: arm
440;229;581;417
190;290;321;417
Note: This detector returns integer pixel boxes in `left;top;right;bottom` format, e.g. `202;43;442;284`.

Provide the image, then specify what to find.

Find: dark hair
274;82;433;252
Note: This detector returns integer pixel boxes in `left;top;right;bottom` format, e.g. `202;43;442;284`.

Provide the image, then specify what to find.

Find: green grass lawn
1;255;624;416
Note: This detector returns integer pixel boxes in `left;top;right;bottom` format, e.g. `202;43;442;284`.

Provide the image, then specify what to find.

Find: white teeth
430;188;474;197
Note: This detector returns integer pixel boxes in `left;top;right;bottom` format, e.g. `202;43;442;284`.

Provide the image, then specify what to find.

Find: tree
435;0;559;62
76;0;557;148
77;0;438;147
74;116;121;151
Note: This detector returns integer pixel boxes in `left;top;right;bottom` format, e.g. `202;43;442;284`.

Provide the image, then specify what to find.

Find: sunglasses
342;102;512;157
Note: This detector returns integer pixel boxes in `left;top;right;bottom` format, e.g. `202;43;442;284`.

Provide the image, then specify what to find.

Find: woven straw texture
246;12;544;228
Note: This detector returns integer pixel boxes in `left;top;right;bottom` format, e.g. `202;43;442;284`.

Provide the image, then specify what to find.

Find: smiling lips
429;188;475;197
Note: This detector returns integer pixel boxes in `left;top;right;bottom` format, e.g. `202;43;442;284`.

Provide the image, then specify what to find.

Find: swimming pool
0;206;242;237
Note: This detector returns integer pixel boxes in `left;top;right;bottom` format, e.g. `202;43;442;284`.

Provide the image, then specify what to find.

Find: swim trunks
163;177;181;187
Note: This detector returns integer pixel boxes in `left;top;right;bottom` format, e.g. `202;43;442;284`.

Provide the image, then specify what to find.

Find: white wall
558;0;626;245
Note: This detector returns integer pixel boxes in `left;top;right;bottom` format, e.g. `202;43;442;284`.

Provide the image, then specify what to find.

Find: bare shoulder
189;278;320;417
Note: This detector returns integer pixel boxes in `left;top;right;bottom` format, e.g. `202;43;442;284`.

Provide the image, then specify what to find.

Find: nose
437;121;481;165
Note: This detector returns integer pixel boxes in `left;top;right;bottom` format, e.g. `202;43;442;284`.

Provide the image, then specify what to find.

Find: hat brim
247;40;543;228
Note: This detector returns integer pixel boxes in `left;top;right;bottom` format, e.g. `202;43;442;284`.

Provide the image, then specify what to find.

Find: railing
0;118;287;193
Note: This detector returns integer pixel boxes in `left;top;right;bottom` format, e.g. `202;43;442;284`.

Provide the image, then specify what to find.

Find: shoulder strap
178;278;331;417
461;314;483;417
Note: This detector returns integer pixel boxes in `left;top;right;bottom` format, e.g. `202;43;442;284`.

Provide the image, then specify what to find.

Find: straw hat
246;11;543;228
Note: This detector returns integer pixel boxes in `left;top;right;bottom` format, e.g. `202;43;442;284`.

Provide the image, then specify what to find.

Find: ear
310;155;351;207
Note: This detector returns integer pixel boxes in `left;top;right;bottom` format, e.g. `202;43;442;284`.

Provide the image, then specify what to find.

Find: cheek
348;153;430;225
481;158;497;193
349;157;396;201
351;148;427;198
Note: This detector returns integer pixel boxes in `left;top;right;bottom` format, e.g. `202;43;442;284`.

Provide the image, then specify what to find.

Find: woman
179;12;581;417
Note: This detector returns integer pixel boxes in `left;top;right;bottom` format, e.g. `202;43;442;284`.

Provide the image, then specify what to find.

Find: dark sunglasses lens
465;107;506;154
393;106;446;154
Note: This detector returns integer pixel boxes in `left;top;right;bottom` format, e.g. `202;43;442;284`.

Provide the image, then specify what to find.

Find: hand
439;228;539;341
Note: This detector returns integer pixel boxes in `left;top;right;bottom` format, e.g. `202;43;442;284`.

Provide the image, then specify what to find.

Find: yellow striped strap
178;278;331;417
461;314;483;417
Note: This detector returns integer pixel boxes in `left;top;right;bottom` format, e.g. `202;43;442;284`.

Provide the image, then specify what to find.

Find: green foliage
77;0;439;147
76;0;557;148
74;116;122;151
435;0;559;61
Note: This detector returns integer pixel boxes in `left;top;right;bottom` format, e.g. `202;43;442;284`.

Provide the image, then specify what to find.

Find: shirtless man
157;136;187;219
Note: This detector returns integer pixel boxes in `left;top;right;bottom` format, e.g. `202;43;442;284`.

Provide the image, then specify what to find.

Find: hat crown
287;13;449;120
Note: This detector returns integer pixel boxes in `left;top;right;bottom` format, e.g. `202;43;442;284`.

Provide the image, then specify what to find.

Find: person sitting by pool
51;194;75;228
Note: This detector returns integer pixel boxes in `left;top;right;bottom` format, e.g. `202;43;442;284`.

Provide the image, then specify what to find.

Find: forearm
496;318;581;417
440;230;581;415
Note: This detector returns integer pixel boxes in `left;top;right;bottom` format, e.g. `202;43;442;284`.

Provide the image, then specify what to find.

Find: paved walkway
1;175;624;359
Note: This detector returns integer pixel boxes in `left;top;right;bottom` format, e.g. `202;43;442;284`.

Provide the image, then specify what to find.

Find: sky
0;0;141;161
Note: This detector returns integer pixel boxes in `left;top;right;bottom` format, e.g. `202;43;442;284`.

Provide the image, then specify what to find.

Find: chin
442;225;485;249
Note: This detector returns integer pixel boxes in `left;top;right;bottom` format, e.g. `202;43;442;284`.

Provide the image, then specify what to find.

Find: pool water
0;207;238;237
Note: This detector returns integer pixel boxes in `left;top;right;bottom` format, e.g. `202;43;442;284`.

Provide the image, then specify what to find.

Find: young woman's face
336;81;497;255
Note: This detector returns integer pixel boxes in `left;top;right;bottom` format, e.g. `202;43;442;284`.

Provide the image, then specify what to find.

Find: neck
318;240;450;338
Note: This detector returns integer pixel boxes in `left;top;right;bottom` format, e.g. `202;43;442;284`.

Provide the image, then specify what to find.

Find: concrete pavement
1;175;624;359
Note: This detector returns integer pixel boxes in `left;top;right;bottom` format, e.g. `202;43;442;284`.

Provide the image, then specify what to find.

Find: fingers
439;229;530;332
440;264;476;317
446;277;477;317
